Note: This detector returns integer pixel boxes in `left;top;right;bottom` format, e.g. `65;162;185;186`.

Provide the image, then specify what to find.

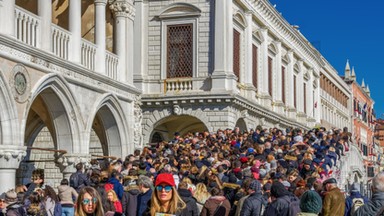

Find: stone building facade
0;0;140;192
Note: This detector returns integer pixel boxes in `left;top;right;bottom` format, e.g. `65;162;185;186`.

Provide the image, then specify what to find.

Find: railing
51;24;71;60
81;39;97;71
106;51;118;79
15;6;40;47
164;78;193;92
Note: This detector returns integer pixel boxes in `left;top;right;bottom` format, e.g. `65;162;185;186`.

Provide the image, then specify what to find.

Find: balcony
14;6;118;80
164;78;193;93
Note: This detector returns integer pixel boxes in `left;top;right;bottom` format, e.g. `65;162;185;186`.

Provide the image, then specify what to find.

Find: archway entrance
150;115;208;143
18;88;74;187
235;118;247;133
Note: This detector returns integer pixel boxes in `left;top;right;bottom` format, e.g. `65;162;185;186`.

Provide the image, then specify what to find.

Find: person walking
321;178;345;216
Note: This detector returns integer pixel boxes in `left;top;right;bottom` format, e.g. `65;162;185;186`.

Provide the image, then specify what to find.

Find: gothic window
167;24;193;78
233;29;241;80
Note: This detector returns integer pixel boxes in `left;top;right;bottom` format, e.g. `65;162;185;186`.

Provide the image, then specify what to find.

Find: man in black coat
240;180;265;216
177;182;199;216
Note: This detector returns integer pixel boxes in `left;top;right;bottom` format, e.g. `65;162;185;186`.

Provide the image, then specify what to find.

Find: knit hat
249;180;261;192
5;189;18;204
350;182;360;193
300;190;322;213
155;173;175;186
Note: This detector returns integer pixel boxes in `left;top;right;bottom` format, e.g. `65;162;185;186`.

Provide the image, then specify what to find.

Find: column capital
95;0;108;5
109;0;135;19
0;145;26;169
56;153;91;173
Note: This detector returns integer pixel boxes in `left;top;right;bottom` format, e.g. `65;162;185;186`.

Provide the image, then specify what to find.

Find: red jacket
113;201;123;213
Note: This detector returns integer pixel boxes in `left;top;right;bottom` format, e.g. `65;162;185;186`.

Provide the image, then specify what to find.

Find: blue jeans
62;206;75;216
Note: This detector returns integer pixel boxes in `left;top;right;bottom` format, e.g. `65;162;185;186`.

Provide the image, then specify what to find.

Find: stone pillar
0;146;26;193
126;9;135;86
286;50;295;119
211;0;237;92
95;0;107;74
133;0;146;90
243;11;255;99
0;0;15;36
68;0;81;63
259;27;270;107
38;0;52;51
274;41;284;114
56;154;91;180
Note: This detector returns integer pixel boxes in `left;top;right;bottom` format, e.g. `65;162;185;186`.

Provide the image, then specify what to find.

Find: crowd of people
1;126;384;216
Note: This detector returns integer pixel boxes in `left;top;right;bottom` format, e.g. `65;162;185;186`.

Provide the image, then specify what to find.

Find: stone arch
23;74;82;153
0;70;19;146
157;2;201;18
86;93;129;158
235;118;247;132
149;115;208;143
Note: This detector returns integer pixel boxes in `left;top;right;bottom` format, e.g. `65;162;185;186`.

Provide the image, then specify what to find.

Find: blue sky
269;0;384;119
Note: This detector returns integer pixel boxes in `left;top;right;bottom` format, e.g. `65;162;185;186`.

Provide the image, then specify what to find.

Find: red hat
240;157;248;163
155;173;176;186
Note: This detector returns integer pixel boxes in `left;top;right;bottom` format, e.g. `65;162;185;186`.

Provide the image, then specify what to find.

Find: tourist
136;175;153;216
298;190;322;216
200;187;231;216
321;178;345;216
58;179;78;216
75;186;104;216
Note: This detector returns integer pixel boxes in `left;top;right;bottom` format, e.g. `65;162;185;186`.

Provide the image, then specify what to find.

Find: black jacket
178;188;199;216
122;186;141;216
240;192;264;216
353;191;384;216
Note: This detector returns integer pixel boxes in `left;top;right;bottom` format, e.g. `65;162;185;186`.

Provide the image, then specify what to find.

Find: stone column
211;0;237;92
38;0;52;51
133;0;146;90
68;0;81;62
56;154;91;180
126;5;135;86
259;27;270;107
0;146;26;193
243;11;255;99
0;0;15;36
274;41;284;114
286;50;295;119
95;0;107;74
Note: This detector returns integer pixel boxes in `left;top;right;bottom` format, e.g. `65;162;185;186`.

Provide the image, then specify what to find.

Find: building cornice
141;93;310;130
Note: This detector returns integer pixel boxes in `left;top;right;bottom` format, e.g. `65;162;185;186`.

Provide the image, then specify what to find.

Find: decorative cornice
108;0;135;19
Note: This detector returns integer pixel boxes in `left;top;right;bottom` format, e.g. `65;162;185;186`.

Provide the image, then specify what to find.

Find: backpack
69;173;79;189
282;195;301;216
350;198;364;215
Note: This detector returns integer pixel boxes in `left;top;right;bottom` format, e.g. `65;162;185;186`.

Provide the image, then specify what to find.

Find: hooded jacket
353;191;384;216
57;185;78;205
178;188;199;216
122;186;141;216
200;196;231;216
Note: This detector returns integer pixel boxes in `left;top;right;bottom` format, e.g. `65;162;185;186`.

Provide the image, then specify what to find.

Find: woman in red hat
143;173;188;216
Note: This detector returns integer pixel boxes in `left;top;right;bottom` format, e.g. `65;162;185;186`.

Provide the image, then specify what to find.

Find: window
233;29;241;80
268;57;273;97
167;24;193;78
294;75;297;108
252;45;258;89
304;83;307;113
282;66;286;104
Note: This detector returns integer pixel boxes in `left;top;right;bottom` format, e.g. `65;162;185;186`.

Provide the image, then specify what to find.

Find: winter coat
222;182;240;204
263;195;291;216
57;185;78;205
122;186;140;216
240;192;264;216
344;192;369;216
107;178;124;201
178;188;199;216
136;188;152;216
200;196;231;216
353;191;384;216
234;195;249;216
322;187;345;216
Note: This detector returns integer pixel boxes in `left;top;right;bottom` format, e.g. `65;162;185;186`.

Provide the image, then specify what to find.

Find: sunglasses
82;197;98;205
156;185;172;192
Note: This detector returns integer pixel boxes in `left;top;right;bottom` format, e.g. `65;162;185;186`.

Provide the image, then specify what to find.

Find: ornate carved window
167;24;193;78
233;29;241;80
252;45;258;90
